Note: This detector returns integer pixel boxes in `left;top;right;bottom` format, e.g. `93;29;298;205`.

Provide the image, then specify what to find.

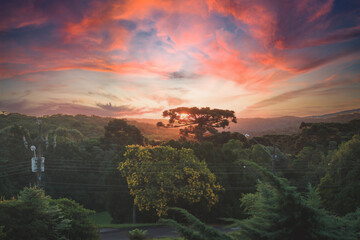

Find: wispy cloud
0;99;161;117
96;102;134;113
150;95;188;107
88;91;121;101
244;74;360;111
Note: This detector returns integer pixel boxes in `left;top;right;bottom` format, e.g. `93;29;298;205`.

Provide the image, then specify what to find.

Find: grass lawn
89;211;160;229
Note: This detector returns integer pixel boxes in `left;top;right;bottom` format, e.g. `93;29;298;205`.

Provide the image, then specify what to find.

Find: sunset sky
1;0;360;118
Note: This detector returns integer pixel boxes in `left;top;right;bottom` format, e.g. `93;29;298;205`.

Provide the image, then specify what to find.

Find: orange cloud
1;0;360;118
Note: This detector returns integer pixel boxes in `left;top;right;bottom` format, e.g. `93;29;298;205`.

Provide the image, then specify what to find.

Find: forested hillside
2;112;359;141
1;112;360;227
230;112;360;136
0;113;179;141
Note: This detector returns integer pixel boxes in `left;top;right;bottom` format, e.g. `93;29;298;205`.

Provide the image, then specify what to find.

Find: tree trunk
132;203;136;224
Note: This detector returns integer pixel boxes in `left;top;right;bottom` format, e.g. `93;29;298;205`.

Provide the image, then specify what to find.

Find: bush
54;198;99;240
0;226;6;240
128;228;148;240
0;187;100;240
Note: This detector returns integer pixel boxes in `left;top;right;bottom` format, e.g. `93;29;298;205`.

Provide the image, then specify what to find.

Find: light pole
245;134;277;174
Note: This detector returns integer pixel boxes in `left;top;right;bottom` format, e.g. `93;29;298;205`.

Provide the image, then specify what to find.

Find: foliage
128;228;148;240
0;113;179;142
157;107;237;140
51;127;84;142
119;145;222;216
0;226;6;240
101;119;147;222
160;207;232;240
289;146;327;191
317;135;360;215
0;124;34;198
1;112;360;227
102;119;144;149
0;187;99;240
44;138;111;211
161;139;255;221
235;160;359;240
204;132;247;147
162;163;360;240
55;198;99;240
0;187;71;240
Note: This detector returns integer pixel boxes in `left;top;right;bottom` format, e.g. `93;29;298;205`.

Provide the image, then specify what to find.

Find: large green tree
317;135;360;215
119;145;222;216
0;124;33;197
289;146;327;191
55;198;99;240
157;107;237;141
235;161;359;240
102;119;144;149
101;119;145;222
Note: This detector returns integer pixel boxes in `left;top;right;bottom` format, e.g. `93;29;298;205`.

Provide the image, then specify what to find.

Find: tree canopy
157;107;237;140
161;161;360;240
103;119;144;148
119;145;222;216
317;135;360;215
235;161;360;240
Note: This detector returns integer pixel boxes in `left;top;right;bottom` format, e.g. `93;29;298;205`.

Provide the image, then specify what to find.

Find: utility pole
24;119;54;188
35;119;43;187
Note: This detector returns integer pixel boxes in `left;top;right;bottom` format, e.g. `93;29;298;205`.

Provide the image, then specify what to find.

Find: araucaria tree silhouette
157;107;237;141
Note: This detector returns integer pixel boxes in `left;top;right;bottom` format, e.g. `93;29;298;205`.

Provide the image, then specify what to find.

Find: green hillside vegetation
1;112;360;239
0;113;180;141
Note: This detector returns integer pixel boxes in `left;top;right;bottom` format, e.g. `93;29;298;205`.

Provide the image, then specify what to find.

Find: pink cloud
1;0;360;118
150;95;188;107
208;0;277;47
0;1;47;31
2;0;355;82
308;0;335;23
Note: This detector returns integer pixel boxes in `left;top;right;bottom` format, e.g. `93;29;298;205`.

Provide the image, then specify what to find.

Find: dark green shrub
128;228;148;240
0;187;100;240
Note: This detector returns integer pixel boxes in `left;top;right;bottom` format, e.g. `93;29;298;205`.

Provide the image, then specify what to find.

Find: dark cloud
0;99;161;117
301;26;360;48
294;43;360;72
167;71;198;79
96;102;134;112
116;19;137;31
0;24;57;49
266;0;360;50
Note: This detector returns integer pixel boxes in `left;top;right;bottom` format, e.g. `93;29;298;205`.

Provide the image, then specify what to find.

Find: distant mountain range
228;110;360;137
307;108;360;118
